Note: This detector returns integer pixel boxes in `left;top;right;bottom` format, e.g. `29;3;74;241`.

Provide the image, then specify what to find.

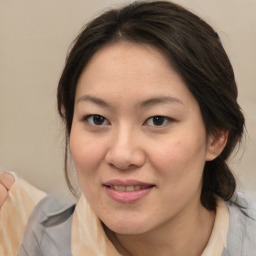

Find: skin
70;41;227;256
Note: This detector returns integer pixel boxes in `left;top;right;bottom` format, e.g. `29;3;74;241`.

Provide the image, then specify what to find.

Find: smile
103;180;155;203
107;185;153;192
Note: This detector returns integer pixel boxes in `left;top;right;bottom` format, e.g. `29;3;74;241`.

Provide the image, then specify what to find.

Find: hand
0;171;15;207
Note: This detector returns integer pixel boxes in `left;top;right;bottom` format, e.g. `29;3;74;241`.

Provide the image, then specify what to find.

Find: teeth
126;186;135;192
119;186;125;192
110;185;150;192
134;185;141;191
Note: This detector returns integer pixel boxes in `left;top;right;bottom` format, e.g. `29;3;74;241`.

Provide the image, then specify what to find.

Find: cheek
70;127;107;204
70;127;104;181
149;138;207;215
150;136;207;187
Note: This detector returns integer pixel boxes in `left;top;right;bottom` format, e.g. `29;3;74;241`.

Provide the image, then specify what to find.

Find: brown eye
93;115;105;125
145;116;171;127
85;115;109;126
152;116;165;126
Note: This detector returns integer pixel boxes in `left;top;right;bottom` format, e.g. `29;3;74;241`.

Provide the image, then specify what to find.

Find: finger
0;183;8;207
0;172;15;190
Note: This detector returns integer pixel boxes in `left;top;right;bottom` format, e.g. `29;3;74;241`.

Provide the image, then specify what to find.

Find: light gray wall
1;0;255;196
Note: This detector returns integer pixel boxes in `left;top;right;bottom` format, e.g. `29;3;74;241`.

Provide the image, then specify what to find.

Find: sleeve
18;195;75;256
0;173;46;256
18;196;49;256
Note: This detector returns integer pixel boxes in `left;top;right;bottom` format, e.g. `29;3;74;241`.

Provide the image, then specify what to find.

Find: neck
105;200;215;256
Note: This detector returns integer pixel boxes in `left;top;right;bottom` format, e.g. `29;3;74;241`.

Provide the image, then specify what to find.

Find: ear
205;130;228;161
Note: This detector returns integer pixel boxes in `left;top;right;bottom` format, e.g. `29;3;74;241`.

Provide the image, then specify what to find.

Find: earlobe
205;130;228;161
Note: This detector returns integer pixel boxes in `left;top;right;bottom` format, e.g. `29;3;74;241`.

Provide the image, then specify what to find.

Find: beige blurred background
0;0;255;197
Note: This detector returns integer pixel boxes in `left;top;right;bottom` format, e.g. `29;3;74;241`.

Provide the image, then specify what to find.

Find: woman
1;1;256;255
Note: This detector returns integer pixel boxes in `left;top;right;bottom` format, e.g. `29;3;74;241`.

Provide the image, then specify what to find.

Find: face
70;41;216;235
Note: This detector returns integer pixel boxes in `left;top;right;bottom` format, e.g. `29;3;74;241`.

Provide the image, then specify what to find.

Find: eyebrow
76;95;183;108
76;95;110;107
139;96;184;108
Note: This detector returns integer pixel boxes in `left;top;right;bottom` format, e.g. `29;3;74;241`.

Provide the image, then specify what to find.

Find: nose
105;127;146;170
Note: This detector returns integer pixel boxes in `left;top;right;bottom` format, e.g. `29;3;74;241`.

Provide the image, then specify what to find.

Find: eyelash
82;115;110;126
144;116;172;127
81;115;172;127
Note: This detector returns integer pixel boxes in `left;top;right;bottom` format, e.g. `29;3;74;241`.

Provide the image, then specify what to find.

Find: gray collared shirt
18;192;256;256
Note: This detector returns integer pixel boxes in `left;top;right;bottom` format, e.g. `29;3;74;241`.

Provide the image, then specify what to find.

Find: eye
83;115;109;126
144;116;171;127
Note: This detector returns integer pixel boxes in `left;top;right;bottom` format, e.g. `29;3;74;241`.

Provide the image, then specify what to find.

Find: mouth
103;180;155;203
104;184;154;192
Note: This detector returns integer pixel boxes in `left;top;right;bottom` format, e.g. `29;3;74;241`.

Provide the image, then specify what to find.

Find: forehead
78;41;175;82
75;41;195;107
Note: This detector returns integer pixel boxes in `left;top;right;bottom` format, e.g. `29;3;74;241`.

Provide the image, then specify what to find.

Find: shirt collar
72;195;229;256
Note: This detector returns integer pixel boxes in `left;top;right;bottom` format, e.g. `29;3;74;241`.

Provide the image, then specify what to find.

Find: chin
103;218;151;235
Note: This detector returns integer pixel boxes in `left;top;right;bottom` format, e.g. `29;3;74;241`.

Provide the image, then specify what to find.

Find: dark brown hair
57;0;245;210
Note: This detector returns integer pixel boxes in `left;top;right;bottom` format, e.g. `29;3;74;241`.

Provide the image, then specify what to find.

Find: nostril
108;162;138;171
105;149;146;170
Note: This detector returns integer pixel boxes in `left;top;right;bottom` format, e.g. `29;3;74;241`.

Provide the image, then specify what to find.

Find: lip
103;179;155;203
103;179;153;187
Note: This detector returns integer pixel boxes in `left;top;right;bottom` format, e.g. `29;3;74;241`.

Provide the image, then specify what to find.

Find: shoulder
224;192;256;256
18;195;75;256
